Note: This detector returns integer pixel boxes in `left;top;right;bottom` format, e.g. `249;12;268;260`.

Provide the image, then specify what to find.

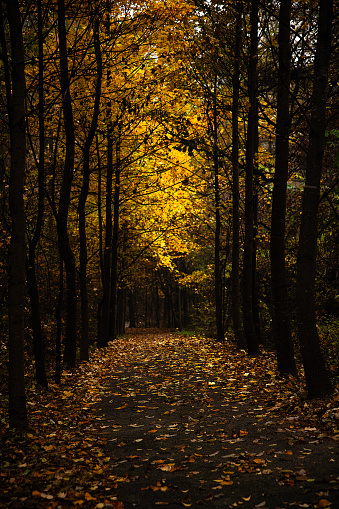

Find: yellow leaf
214;478;233;485
32;491;41;497
316;500;332;508
85;492;96;501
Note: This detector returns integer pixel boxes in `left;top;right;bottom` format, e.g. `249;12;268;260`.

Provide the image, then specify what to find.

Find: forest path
97;329;339;508
1;329;338;509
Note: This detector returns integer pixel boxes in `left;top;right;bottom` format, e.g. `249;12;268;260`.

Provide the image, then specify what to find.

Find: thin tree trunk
252;179;261;341
26;257;48;387
78;12;102;360
4;0;28;430
210;80;224;342
57;0;77;368
296;0;333;398
231;0;246;350
155;281;160;328
100;2;113;347
243;0;259;355
108;131;121;340
100;126;112;347
26;0;48;388
96;135;104;344
55;262;63;384
270;0;297;375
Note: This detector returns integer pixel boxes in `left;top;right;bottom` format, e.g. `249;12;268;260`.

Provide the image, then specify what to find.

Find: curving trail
97;330;339;508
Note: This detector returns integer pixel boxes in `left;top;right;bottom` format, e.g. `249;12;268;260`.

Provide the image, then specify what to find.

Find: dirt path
97;330;339;508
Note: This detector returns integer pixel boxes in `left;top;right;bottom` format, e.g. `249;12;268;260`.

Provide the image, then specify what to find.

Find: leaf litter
0;329;338;508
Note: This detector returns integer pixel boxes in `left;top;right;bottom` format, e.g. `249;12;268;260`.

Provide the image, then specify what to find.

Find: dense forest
0;0;338;430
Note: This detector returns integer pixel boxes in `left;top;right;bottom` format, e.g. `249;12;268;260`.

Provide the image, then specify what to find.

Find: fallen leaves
0;349;131;507
213;477;233;485
158;463;182;472
1;330;338;509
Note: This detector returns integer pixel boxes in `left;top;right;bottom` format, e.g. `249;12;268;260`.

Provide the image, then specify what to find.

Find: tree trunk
57;0;77;368
99;2;113;347
3;0;28;429
116;286;126;335
108;132;121;340
26;258;48;388
211;80;224;342
25;0;48;389
296;0;333;398
96;135;104;344
252;181;261;342
270;0;297;375
78;11;102;360
100;127;113;347
55;263;63;384
231;0;246;350
243;0;259;355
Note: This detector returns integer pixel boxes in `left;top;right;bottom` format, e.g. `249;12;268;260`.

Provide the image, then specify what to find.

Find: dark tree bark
96;134;104;344
252;184;261;342
78;11;102;360
231;0;246;350
214;163;224;339
270;0;297;375
296;0;333;398
55;263;63;384
3;0;28;429
100;126;113;347
25;0;48;389
242;0;259;354
26;257;48;387
108;129;122;340
99;2;113;348
208;78;224;342
57;0;77;368
155;281;161;328
116;287;126;335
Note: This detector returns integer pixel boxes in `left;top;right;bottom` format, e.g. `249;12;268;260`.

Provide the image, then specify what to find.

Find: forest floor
0;329;339;509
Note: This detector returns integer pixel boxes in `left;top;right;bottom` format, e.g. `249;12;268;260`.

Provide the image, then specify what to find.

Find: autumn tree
243;0;260;354
270;0;297;375
56;0;77;368
231;0;246;350
296;0;333;398
78;6;102;360
1;0;28;429
23;0;49;389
